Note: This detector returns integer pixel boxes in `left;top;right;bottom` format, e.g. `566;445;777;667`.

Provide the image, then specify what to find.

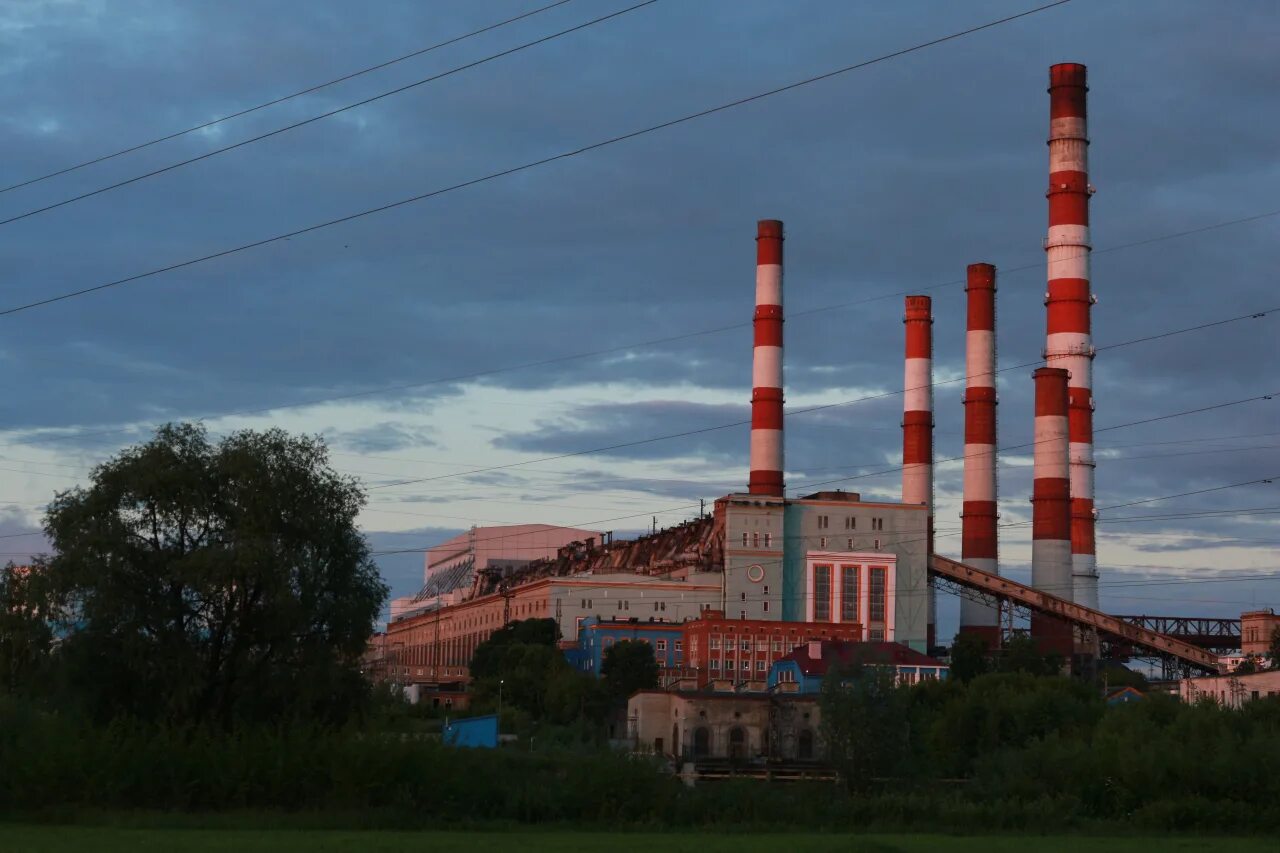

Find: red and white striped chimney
959;263;1000;644
749;220;785;496
1031;366;1073;656
1045;62;1098;609
902;295;934;648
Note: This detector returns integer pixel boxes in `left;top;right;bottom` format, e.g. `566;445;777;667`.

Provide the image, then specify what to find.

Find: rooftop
778;640;946;676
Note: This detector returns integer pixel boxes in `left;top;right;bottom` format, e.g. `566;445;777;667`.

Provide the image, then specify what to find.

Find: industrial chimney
1045;62;1098;609
749;220;785;496
902;294;934;648
1031;366;1073;656
959;263;1000;644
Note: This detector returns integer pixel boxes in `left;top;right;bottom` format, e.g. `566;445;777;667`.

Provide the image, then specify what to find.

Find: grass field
1;827;1275;853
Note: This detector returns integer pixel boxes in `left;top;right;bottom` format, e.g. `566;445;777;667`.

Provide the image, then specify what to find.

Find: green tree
995;634;1063;676
600;639;659;701
948;632;991;683
0;563;55;694
37;423;386;726
1268;626;1280;670
820;658;911;790
470;617;559;680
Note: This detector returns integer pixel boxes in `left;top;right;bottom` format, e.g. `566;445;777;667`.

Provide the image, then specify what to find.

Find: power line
365;312;1276;492
1;208;1271;458
0;0;1072;318
0;1;578;197
367;466;1279;558
0;1;659;229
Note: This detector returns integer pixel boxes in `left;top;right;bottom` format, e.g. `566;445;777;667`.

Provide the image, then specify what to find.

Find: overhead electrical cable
0;0;659;228
365;313;1277;491
0;0;1072;317
0;0;578;196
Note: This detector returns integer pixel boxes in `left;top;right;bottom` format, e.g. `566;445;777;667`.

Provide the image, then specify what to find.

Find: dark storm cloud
0;0;1271;429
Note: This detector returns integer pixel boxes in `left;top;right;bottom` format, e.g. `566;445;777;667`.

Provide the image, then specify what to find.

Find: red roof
779;640;945;676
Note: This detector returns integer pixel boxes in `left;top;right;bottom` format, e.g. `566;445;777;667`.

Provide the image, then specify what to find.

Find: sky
0;0;1275;637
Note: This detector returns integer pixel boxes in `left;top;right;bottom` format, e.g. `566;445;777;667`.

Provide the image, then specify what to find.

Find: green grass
0;827;1275;853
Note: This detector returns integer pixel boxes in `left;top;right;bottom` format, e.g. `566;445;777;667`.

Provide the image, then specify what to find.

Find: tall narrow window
752;532;760;548
764;533;772;548
869;566;886;623
813;565;832;622
741;532;748;547
841;565;859;623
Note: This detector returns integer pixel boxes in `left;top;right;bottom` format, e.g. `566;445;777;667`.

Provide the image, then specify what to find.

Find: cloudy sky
0;0;1275;636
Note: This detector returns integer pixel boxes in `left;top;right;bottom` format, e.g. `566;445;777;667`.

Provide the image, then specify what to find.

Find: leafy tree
820;659;911;790
600;639;659;701
1235;656;1259;675
948;632;991;683
470;617;559;680
1269;627;1280;670
0;563;55;694
36;423;386;726
995;635;1063;677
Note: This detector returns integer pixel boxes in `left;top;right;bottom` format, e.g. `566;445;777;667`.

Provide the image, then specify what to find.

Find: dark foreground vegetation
2;424;1277;836
3;682;1279;833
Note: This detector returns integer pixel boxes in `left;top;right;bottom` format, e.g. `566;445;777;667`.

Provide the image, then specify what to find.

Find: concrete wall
722;496;785;620
1179;669;1280;708
426;524;603;582
628;691;822;762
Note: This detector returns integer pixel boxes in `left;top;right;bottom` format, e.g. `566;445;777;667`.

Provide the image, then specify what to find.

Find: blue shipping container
442;714;499;749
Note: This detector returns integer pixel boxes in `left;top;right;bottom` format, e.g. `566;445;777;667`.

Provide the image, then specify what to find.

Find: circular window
746;564;766;583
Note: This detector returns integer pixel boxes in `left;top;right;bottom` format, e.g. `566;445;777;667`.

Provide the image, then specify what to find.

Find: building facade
1242;609;1279;658
1179;669;1280;708
628;690;823;763
383;574;721;686
390;524;603;621
570;617;686;676
719;491;930;651
680;611;861;688
766;639;949;693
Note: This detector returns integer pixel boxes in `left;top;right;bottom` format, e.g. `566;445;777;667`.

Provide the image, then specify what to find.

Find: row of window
816;516;886;531
709;659;770;673
812;563;887;624
579;599;671;612
739;532;773;548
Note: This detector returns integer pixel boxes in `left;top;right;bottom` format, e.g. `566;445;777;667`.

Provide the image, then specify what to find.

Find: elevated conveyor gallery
930;555;1221;674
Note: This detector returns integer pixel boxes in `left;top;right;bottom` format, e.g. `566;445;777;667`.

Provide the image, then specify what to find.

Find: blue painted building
570;616;685;676
443;714;499;748
767;640;948;693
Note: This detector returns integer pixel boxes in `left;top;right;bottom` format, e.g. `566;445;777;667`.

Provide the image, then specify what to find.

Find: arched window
797;728;814;760
693;726;711;758
729;726;746;762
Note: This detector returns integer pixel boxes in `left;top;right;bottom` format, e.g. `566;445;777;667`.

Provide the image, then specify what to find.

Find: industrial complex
366;63;1275;754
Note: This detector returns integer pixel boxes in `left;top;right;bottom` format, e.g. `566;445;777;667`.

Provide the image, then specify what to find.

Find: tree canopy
600;639;659;701
31;423;386;726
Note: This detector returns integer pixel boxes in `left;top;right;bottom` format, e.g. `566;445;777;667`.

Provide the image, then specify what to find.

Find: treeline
4;682;1280;832
821;667;1280;829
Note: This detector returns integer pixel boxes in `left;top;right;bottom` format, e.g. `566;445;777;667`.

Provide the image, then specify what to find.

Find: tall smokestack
959;263;1000;644
1031;366;1073;657
1045;62;1098;609
749;219;785;496
902;295;934;648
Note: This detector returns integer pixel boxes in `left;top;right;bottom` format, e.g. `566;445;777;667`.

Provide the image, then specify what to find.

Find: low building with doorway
628;690;823;764
1178;669;1280;708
